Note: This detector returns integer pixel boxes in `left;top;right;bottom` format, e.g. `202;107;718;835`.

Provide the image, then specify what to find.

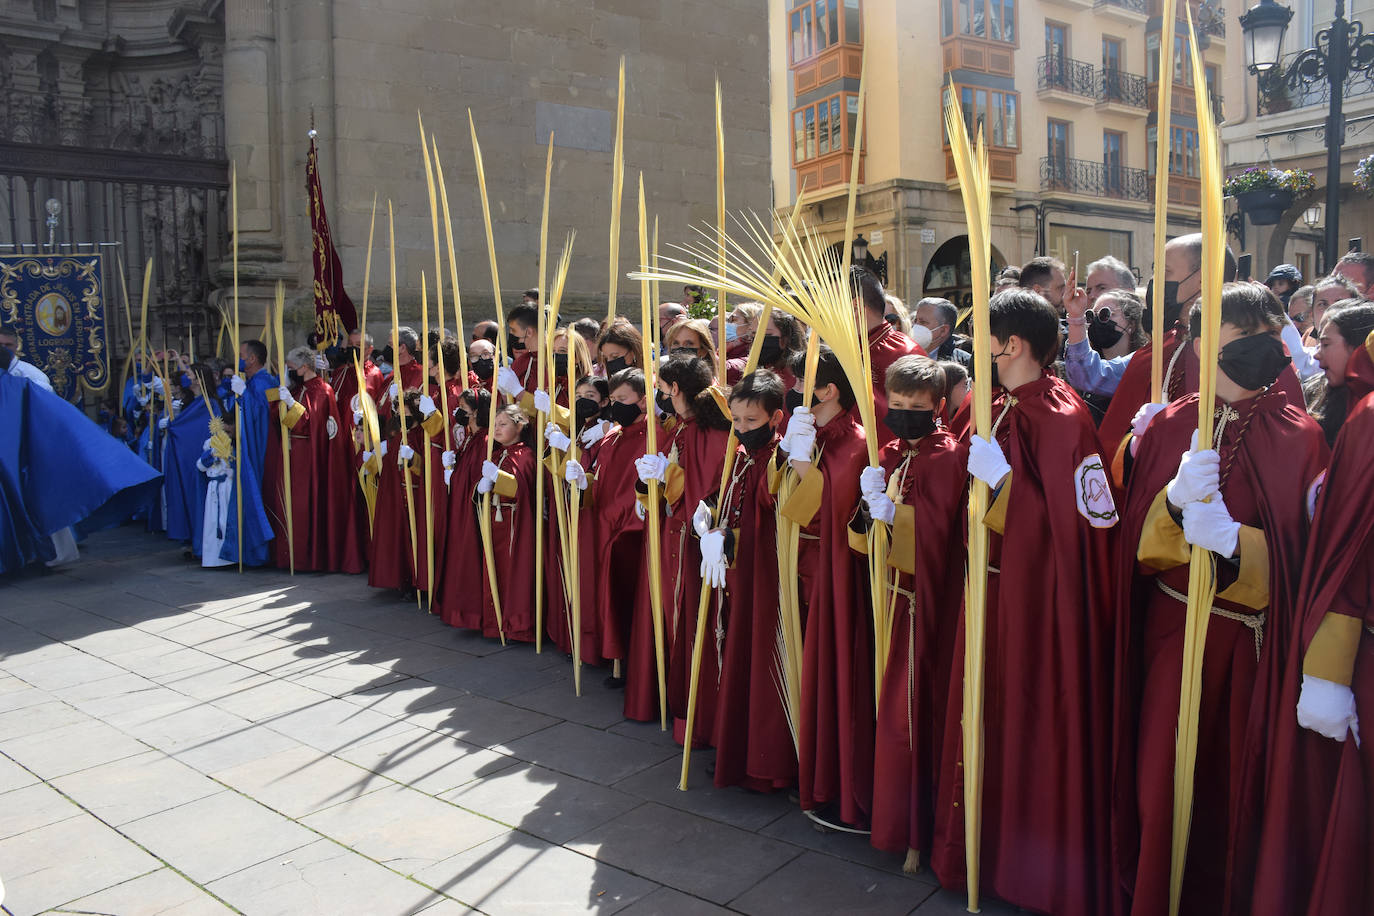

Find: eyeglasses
1086;307;1115;324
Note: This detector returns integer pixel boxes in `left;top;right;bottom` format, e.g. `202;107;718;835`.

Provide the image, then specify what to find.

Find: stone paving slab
0;529;1018;915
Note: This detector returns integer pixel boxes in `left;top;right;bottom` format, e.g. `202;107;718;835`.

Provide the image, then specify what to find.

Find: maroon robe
510;350;538;392
264;376;367;573
863;323;924;445
932;375;1117;916
481;441;538;642
710;434;794;788
367;423;438;592
797;412;875;826
1110;390;1327;916
869;429;969;856
588;416;648;662
432;428;489;630
545;430;612;666
1252;346;1374;915
333;359;385;443
1098;323;1305;454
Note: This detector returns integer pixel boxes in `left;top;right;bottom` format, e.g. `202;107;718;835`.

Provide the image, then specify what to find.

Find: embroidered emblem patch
1075;454;1118;529
326;416;339;440
1306;470;1326;521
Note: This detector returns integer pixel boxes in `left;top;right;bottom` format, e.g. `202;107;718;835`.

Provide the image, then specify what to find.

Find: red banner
307;134;357;343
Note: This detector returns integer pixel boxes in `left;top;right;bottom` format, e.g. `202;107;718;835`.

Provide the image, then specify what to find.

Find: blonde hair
551;327;593;380
666;317;720;368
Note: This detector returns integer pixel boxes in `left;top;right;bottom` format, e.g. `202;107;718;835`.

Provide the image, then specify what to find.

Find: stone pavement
0;528;1021;916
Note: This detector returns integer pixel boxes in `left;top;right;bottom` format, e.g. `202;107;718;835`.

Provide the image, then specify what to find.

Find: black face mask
575;397;601;426
552;353;569;376
989;354;1002;390
607;400;642;426
1087;316;1125;351
604;356;629;376
1217;332;1291;391
758;334;783;365
288;370;304;388
735;422;774;451
1144;267;1197;330
884;408;937;442
655;390;677;417
454;407;470;428
784;387;804;412
509;337;527;352
471;357;494;380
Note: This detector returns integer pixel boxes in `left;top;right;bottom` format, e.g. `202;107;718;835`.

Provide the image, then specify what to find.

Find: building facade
1220;0;1374;280
0;0;771;386
768;0;1229;310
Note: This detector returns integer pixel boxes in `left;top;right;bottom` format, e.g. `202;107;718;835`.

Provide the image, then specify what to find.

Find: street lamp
852;234;869;265
1304;204;1322;228
1241;0;1374;269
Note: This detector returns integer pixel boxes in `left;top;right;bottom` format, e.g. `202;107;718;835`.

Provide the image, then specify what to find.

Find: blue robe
240;369;279;486
164;396;218;547
0;372;161;573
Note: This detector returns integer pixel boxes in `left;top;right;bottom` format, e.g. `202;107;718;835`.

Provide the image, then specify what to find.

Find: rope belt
891;583;915;601
1156;578;1265;661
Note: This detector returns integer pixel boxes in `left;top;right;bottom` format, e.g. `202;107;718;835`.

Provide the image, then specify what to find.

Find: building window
791;93;856;165
1104;129;1125;193
1102;37;1122;74
790;0;863;64
1172;35;1194;86
1147;126;1199;178
946;85;1019;149
941;0;1016;43
1146;33;1159;83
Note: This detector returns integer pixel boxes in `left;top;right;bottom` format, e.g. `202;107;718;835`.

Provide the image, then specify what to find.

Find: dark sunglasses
1086;307;1115;324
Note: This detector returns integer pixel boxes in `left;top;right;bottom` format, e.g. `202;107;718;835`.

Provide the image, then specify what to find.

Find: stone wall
233;0;771;334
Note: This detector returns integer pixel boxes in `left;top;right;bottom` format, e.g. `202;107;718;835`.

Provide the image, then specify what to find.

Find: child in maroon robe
628;357;730;726
1249;303;1374;916
432;388;492;631
366;388;432;597
564;368;648;682
1111;283;1327;916
698;369;790;785
777;345;875;829
264;347;366;573
476;405;538;642
861;356;968;870
932;288;1119;916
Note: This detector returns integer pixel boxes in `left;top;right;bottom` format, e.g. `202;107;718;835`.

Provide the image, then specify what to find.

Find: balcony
1038;56;1097;106
941;34;1015;78
1041;156;1150;202
1098;68;1149;112
1095;0;1147;25
1257;50;1374;116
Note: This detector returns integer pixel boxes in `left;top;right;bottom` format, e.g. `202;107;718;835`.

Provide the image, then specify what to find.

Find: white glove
441;450;456;470
398;444;416;463
361;449;373;466
864;491;896;525
481;459;501;483
779;406;815;459
497;366;525;399
1181;497;1241;557
1167;431;1220;507
699;530;728;589
565;458;588;490
859;465;887;500
580;420;608;447
477;476;494;494
545;423;571;451
636;452;669;483
1297;674;1361;744
353;409;364;426
968;435;1011;487
388;382;399;400
278;386;295;408
379;440;389;458
692;499;713;538
158;416;169;430
444;468;454;488
230;376;246;396
534;390;552;414
314;352;329;372
1131;402;1167;440
418;394;437;417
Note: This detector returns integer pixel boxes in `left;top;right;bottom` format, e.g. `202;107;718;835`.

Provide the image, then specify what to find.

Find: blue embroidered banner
0;254;109;397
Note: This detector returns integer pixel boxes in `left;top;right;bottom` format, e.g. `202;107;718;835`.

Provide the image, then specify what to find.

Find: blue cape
0;372;162;573
164;396;217;545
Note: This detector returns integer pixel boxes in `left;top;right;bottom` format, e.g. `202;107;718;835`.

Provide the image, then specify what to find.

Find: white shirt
8;357;52;391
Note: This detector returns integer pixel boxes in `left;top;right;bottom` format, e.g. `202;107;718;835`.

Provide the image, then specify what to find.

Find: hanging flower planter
1224;166;1316;226
1356;154;1374;198
1236;188;1294;225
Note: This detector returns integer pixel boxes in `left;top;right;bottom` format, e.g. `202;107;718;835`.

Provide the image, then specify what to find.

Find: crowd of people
9;243;1374;916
